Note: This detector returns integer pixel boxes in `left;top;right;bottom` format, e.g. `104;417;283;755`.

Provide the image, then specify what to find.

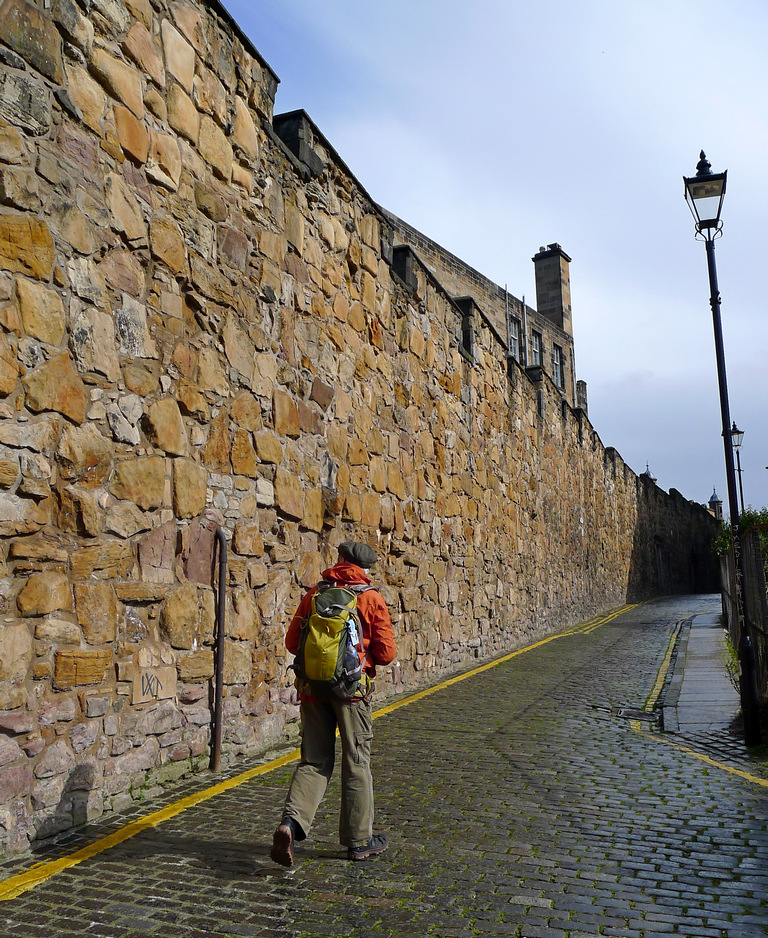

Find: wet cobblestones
2;595;767;937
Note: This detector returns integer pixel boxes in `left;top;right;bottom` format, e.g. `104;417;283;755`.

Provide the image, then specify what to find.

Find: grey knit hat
338;541;378;568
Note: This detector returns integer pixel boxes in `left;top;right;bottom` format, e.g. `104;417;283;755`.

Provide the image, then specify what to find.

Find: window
530;330;542;366
552;344;565;388
509;317;521;361
455;297;475;363
461;311;474;360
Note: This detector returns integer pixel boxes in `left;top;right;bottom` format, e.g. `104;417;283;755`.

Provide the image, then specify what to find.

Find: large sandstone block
105;499;150;538
110;456;166;510
0;764;33;805
161;19;196;92
35;618;81;645
64;63;106;134
177;380;209;420
69;540;133;579
176;649;213;681
0;165;40;211
0;332;18;395
70;307;120;381
223;640;252;685
146;397;188;456
0;457;18;487
0;621;33;683
49;201;98;256
74;580;117;644
138;521;175;583
115;297;157;358
16;571;72;616
106;171;147;242
202;409;230;471
0;214;54;280
54;649;112;689
223;315;255;380
167;83;199;144
160;583;201;650
273;389;300;438
0;491;47;536
57;423;114;488
114;104;149;163
52;0;94;55
232;96;259;161
147;130;182;190
285;202;304;254
229;588;259;642
22;353;88;424
303;488;324;533
196;347;228;395
198;115;232;181
57;484;102;537
0;70;51;135
150;215;187;275
231;428;257;478
361;491;381;528
274;468;303;520
253;431;282;465
15;278;65;346
90;47;143;118
0;117;24;163
0;0;64;84
232;521;263;557
230;392;261;432
122;20;164;88
101;248;145;297
173;457;207;519
68;256;110;307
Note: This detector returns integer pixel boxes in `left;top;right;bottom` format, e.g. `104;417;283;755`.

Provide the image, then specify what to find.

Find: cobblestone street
2;594;767;937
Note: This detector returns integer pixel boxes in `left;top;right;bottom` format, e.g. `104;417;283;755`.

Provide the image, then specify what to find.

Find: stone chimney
532;243;572;335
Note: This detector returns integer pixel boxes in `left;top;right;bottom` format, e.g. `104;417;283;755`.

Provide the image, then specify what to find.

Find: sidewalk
662;603;741;734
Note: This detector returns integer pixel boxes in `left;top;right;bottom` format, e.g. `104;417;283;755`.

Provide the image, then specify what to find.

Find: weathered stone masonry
0;0;718;855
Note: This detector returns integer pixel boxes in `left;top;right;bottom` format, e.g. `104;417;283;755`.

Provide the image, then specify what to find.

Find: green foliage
712;521;732;556
711;506;768;556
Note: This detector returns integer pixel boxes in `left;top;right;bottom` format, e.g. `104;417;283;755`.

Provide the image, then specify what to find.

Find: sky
223;0;768;516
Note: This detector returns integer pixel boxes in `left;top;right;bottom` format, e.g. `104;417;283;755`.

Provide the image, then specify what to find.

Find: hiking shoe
270;823;293;867
347;832;388;861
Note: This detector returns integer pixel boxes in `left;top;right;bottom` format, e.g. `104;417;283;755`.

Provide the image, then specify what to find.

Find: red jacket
286;560;396;700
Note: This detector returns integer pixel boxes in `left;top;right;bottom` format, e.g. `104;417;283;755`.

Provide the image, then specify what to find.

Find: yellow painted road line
0;602;638;901
634;726;768;790
630;620;768;790
0;749;300;901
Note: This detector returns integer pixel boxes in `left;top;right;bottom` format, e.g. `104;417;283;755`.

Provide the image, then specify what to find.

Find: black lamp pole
730;422;745;515
684;151;761;746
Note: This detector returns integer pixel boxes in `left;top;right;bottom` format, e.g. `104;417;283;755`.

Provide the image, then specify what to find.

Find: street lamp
683;151;761;746
730;422;745;515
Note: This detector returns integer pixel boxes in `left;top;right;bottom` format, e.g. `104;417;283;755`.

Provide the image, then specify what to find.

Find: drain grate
616;707;657;722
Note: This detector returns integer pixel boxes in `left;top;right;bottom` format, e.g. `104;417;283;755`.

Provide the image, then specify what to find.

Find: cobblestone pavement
2;595;767;938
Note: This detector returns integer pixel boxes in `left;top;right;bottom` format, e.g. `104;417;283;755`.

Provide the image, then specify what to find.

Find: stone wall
0;0;718;856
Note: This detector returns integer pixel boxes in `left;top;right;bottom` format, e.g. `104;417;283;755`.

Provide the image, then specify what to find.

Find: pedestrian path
662;601;741;734
1;595;767;938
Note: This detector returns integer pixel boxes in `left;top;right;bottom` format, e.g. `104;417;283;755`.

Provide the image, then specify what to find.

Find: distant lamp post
684;151;761;746
730;422;745;515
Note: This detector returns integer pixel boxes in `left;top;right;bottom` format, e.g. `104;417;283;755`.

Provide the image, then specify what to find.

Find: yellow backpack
293;581;374;699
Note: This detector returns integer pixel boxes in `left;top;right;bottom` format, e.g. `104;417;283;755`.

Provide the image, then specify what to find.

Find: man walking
270;541;397;866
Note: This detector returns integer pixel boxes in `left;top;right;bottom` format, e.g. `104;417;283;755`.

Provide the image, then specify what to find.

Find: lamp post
730;422;745;515
683;151;761;746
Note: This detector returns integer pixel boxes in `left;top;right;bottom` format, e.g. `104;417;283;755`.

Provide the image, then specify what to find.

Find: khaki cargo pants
283;696;374;849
